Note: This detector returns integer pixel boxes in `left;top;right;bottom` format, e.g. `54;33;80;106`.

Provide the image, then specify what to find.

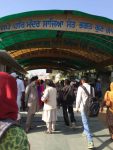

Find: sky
27;69;48;79
0;0;113;20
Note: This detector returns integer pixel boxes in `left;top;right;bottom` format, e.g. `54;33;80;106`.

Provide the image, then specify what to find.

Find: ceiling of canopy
0;10;113;72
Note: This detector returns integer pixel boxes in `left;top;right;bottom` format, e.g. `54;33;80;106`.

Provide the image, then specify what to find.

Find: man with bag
75;77;94;149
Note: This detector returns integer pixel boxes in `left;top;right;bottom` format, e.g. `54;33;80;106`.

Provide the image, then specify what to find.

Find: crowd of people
0;71;113;149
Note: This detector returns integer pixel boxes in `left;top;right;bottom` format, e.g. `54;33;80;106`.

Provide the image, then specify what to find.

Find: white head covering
10;72;18;78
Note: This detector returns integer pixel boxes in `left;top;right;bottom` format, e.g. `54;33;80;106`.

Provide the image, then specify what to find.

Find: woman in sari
0;72;30;150
101;82;113;140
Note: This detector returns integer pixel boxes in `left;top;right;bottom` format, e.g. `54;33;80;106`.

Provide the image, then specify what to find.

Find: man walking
25;76;39;133
76;77;94;149
62;79;76;127
11;72;25;123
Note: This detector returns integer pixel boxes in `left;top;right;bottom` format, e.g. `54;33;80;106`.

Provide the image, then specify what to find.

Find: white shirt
41;86;57;110
16;78;25;109
76;83;95;112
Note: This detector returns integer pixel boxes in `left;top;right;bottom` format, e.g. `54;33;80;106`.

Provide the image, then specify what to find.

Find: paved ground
21;108;113;150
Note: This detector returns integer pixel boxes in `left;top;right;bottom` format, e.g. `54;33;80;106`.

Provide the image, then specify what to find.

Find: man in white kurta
16;78;25;110
41;80;57;134
11;72;25;121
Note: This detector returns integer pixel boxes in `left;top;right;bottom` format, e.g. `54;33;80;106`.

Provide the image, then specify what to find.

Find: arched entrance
0;10;113;72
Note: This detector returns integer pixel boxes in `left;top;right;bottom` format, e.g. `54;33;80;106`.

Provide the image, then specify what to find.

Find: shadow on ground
20;111;113;150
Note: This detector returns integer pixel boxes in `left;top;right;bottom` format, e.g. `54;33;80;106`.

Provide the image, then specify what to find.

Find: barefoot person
41;79;57;134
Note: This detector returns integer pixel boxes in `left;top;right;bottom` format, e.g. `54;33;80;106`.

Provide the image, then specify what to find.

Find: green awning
0;10;113;71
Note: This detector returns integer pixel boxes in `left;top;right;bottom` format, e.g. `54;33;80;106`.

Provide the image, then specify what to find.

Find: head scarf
10;72;18;78
110;82;113;91
0;72;18;120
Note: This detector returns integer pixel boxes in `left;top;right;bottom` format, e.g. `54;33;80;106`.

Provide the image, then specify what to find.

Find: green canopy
0;10;113;71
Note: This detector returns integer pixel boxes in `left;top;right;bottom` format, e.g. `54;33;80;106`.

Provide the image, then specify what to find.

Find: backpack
81;86;100;117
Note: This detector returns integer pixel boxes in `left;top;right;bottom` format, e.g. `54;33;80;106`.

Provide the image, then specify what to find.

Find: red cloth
0;72;18;120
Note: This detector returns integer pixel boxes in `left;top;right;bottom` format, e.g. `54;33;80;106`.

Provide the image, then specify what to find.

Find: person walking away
25;76;39;133
101;82;113;140
11;72;25;123
0;72;30;150
41;79;57;134
37;80;44;110
56;80;63;108
95;78;102;101
61;79;76;127
76;77;94;149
